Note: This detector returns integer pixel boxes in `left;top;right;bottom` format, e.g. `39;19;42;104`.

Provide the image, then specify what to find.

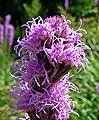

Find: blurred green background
0;0;99;120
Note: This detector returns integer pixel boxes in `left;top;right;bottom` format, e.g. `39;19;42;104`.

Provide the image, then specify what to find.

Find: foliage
70;55;99;120
69;19;99;120
23;0;41;19
68;0;96;18
0;39;20;120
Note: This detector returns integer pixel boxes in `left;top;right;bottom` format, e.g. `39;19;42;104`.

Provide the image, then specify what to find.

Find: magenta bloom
0;24;4;44
11;16;89;120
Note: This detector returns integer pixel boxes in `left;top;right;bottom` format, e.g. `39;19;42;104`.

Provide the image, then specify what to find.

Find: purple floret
49;74;74;120
44;40;88;68
11;74;75;120
16;16;89;69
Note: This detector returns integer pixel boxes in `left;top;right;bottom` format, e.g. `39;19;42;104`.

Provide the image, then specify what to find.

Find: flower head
11;74;76;120
11;15;89;120
16;16;89;69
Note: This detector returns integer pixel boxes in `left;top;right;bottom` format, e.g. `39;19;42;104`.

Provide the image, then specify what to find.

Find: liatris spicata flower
5;14;11;37
64;0;69;9
6;24;14;46
11;15;89;120
0;24;4;44
4;14;15;47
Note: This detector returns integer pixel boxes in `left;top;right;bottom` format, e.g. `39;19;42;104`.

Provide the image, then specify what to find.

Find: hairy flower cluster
49;74;76;120
16;16;89;68
11;15;89;120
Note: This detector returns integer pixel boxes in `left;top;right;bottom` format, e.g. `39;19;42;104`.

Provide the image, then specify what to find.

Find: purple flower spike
0;24;4;44
64;0;69;9
4;14;15;47
11;16;89;120
6;24;14;46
